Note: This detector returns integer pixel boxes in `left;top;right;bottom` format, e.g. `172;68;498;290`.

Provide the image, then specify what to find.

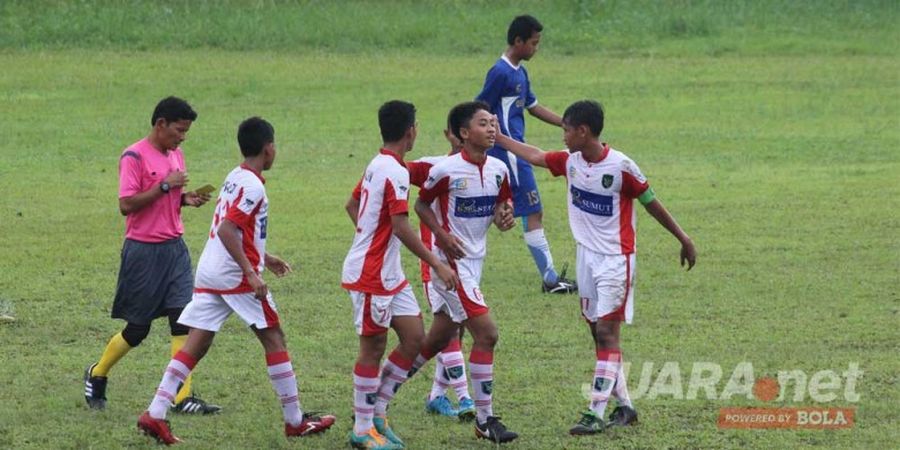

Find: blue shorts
488;146;542;217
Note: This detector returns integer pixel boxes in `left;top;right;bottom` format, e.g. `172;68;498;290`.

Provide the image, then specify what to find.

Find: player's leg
451;326;476;421
167;308;219;415
465;312;517;443
84;321;149;410
348;291;396;449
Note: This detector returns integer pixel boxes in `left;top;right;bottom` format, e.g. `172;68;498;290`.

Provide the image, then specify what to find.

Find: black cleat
607;405;638;427
171;394;221;415
569;411;605;435
475;416;518;444
83;363;108;410
542;263;578;294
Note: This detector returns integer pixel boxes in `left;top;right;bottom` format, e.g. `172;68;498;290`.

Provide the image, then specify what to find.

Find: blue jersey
476;55;537;143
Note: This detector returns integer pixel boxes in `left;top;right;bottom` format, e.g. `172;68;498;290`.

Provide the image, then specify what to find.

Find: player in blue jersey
477;14;576;294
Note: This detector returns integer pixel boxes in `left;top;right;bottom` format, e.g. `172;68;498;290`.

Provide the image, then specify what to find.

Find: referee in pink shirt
83;97;220;415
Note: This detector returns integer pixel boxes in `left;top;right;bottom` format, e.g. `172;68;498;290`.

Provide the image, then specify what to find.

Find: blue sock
523;222;557;284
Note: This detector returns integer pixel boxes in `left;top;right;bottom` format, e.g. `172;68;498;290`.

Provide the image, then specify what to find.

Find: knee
474;327;498;349
121;323;152;347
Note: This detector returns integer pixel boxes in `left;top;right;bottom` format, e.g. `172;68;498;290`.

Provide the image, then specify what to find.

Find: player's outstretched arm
415;198;466;260
345;196;360;227
643;199;696;270
495;133;549;168
391;213;458;291
218;219;268;298
527;104;563;127
264;254;292;277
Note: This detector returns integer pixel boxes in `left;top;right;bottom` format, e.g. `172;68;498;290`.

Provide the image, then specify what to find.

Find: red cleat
137;411;181;445
285;412;336;437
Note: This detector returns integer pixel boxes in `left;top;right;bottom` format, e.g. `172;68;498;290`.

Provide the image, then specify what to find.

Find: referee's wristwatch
160;181;171;193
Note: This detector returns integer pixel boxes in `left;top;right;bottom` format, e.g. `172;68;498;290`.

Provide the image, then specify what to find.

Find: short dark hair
237;117;275;157
448;101;491;141
378;100;416;143
150;96;197;126
563;100;605;137
507;15;543;45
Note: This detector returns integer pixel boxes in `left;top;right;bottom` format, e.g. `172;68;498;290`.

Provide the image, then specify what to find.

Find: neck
463;144;487;163
504;48;521;66
147;133;168;153
382;142;408;159
242;157;266;173
580;140;606;162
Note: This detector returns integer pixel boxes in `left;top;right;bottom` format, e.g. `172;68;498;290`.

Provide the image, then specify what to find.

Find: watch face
161;182;170;193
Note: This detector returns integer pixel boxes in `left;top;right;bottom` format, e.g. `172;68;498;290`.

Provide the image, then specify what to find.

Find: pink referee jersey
194;164;269;294
118;138;185;242
341;149;413;295
545;146;651;255
419;152;512;261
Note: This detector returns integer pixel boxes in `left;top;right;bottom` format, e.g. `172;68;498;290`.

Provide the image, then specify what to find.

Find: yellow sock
171;335;193;404
92;332;132;377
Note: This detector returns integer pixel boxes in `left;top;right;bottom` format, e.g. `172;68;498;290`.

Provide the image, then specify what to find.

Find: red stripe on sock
266;350;291;366
443;338;461;352
596;349;622;362
469;350;493;364
354;363;379;378
388;350;413;370
174;350;198;369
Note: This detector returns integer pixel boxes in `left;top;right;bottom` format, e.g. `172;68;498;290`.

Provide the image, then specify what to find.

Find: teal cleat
425;395;459;417
373;416;405;448
348;428;402;450
457;397;476;422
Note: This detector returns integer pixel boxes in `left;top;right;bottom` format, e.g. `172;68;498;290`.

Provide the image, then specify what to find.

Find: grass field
1;1;898;449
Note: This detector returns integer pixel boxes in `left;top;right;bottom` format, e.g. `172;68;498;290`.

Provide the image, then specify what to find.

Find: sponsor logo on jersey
450;178;468;191
455;196;497;218
515;98;525;108
602;174;614;189
515;83;522;93
571;185;613;216
495;174;502;188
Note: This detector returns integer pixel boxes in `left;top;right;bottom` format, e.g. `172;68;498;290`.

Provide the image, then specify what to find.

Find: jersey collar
379;148;407;167
501;54;520;70
460;149;487;168
240;163;266;184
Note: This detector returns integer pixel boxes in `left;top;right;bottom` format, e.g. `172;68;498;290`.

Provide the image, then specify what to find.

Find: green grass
1;1;898;449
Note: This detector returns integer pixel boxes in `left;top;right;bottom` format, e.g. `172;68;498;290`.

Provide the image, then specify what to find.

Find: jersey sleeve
407;161;433;188
621;158;651;200
225;184;265;229
118;151;143;198
419;166;449;203
497;173;512;203
476;65;505;108
384;169;411;216
544;151;570;177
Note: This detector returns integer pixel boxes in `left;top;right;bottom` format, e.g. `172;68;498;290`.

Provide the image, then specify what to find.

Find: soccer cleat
569;411;605;435
137;411;181;445
457;397;476;422
348;427;402;450
373;416;404;448
285;412;336;437
542;263;578;294
171;394;221;415
475;416;518;443
425;395;458;417
607;405;638;427
83;363;108;410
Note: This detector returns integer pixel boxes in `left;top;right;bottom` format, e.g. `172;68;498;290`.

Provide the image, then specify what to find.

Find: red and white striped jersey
194;164;269;294
341;149;413;295
545;146;651;255
419;151;512;261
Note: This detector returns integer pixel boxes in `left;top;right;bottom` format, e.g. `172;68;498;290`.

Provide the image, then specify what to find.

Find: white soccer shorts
178;291;280;332
348;285;420;336
427;257;489;324
576;245;636;324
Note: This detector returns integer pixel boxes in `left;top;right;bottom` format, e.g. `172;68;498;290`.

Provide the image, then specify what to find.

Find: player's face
157;119;192;150
562;121;586;152
519;32;541;61
462;109;496;151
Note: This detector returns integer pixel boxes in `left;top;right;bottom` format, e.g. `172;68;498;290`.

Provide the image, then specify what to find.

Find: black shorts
111;237;193;325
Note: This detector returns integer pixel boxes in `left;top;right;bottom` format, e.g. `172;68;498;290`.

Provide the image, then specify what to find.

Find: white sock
524;228;557;283
353;363;380;435
440;339;470;401
429;352;450;401
374;350;413;416
469;350;494;423
590;349;621;417
613;359;633;408
266;351;303;426
148;351;196;419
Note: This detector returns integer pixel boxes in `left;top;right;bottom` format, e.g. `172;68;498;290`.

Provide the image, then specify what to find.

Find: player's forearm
218;220;258;275
495;133;548;168
528;105;562;127
345;197;360;226
415;199;443;236
644;199;691;244
391;214;439;266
